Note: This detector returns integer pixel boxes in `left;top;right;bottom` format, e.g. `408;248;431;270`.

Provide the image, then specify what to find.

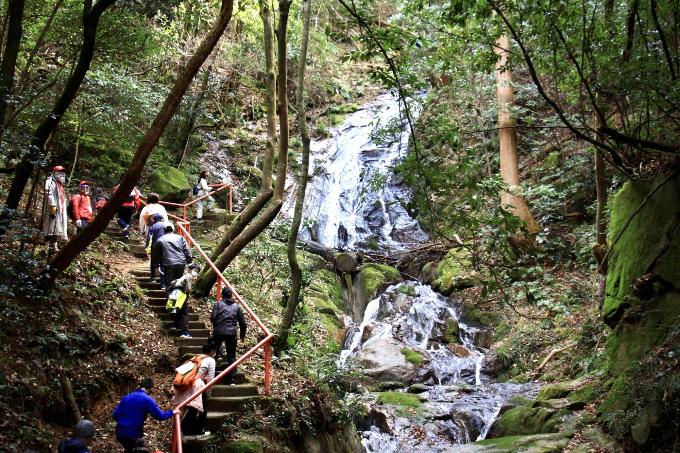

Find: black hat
221;286;233;298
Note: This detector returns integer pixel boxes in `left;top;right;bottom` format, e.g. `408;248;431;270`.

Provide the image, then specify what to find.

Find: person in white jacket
138;192;168;234
195;170;214;220
42;165;68;256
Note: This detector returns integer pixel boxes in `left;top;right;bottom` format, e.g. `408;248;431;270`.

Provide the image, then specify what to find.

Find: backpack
173;354;207;391
192;184;200;196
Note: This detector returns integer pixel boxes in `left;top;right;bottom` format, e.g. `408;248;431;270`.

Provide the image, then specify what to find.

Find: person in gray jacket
211;287;247;385
151;222;192;291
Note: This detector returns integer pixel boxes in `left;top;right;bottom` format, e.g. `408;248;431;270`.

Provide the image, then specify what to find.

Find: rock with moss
397;283;416;297
355;336;417;383
487;403;570;438
536;382;574;401
433;248;477;294
358;263;401;301
598;177;680;446
443;318;460;344
451;432;571;452
220;436;265;453
400;347;423;365
148;165;190;203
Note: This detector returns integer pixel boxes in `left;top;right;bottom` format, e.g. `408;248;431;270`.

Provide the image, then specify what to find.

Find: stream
288;92;537;452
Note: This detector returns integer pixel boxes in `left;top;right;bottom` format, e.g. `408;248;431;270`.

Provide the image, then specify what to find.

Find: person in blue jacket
113;378;174;452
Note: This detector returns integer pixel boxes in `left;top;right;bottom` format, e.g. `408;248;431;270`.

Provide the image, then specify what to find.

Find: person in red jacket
113;177;141;239
71;181;93;230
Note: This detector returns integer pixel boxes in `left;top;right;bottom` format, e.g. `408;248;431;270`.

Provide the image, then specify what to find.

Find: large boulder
355;336;418;383
449;432;571;453
433;248;478;295
148;165;190;204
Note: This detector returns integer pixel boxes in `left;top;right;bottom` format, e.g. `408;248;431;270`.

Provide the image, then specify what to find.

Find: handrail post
183;206;187;221
173;412;183;453
264;339;271;396
229;185;232;214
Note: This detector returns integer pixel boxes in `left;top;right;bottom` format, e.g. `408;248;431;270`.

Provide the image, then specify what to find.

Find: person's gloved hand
185;256;193;264
75;219;83;228
50;205;57;219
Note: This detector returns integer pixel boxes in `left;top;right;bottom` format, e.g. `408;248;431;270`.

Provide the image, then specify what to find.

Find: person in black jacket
57;419;95;453
151;222;192;291
211;286;247;384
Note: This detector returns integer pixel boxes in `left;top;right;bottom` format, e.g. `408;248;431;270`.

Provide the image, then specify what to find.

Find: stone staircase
105;225;262;450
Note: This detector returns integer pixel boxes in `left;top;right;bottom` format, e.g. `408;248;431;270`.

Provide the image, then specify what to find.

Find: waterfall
288;93;537;452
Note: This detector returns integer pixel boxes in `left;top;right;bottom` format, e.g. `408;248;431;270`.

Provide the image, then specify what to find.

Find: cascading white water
285;92;427;251
290;93;537;452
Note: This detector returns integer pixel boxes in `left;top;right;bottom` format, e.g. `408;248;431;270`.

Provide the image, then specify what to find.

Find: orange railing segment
137;184;270;453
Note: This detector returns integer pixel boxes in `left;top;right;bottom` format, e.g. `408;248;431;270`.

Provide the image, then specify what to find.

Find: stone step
148;305;167;314
164;321;206;330
146;298;167;307
144;289;167;298
180;345;203;356
175;336;210;346
139;281;162;290
211;384;258;398
206;412;233;430
182;433;214;450
207;396;261;413
159;313;198;322
186;328;211;337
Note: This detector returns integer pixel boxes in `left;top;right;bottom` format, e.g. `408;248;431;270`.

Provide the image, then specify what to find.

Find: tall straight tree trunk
45;0;235;283
194;0;291;297
494;34;539;234
0;0;25;143
194;0;276;287
276;0;312;352
4;0;117;211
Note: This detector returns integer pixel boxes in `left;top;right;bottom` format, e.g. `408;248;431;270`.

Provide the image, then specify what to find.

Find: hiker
93;187;107;212
166;264;200;337
113;378;173;453
197;340;217;430
211;287;247;385
113;178;141;239
151;221;192;292
171;365;209;436
194;170;214;221
42;165;69;256
139;192;168;234
146;213;167;288
71;181;93;231
57;419;95;453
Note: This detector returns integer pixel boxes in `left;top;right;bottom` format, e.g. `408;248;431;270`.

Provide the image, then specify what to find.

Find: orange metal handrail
137;184;271;453
169;223;273;453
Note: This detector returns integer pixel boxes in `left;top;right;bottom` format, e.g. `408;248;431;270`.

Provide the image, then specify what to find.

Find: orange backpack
173;354;206;391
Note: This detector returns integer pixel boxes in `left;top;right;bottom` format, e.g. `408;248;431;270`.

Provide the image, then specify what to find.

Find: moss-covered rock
305;269;345;347
536;382;573;401
456;432;571;452
358;263;401;301
400;347;423;365
443;318;460;344
397;283;416;297
377;391;422;408
148;165;190;203
487;404;569;438
433;247;477;294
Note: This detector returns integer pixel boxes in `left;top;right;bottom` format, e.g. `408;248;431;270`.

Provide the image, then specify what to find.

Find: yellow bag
166;288;187;313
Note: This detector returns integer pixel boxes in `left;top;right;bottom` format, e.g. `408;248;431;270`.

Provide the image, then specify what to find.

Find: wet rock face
355;336;418;383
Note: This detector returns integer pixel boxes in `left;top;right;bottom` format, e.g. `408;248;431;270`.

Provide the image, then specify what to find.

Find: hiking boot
179;333;192;338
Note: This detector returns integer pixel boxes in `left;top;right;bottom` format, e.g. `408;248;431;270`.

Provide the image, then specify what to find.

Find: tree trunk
276;0;312;352
0;0;25;143
44;0;235;283
494;34;539;234
194;0;291;297
4;0;117;211
13;0;64;100
194;0;277;291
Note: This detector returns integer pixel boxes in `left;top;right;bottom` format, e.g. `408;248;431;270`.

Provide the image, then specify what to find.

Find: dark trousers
164;264;185;289
117;206;135;232
150;262;166;288
117;436;149;453
214;333;238;383
181;407;206;435
174;299;189;335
